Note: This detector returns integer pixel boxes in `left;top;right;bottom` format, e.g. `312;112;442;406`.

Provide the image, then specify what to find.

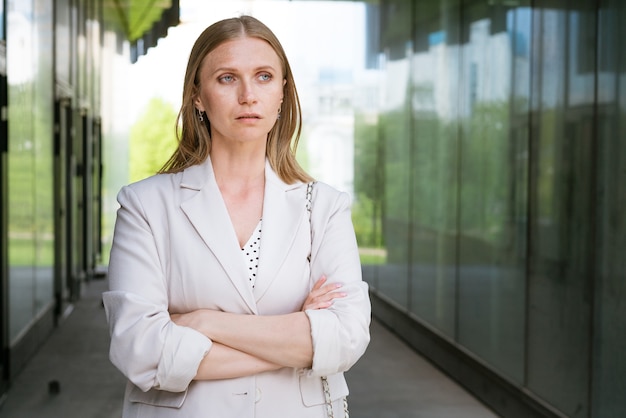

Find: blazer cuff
304;309;344;376
156;327;212;392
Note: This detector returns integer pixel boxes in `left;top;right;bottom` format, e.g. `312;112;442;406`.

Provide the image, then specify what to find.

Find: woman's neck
209;144;266;248
210;144;266;188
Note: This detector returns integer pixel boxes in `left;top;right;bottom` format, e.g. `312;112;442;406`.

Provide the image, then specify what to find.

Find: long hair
159;15;312;184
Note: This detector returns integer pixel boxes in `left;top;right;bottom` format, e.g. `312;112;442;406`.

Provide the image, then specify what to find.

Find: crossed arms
171;276;345;380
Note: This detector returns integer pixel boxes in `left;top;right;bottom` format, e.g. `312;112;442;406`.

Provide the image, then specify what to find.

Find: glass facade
2;0;115;381
7;0;54;343
358;0;626;416
0;0;6;391
0;0;176;396
592;1;626;416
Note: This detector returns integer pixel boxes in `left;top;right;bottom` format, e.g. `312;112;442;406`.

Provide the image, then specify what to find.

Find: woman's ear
193;95;204;112
281;79;286;102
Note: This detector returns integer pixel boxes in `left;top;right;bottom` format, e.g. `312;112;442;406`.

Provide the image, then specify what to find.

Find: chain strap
322;376;334;418
306;182;314;262
306;182;314;215
307;182;349;418
321;376;350;418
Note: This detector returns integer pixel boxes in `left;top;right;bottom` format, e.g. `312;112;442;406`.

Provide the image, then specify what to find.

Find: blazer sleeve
102;185;212;393
303;185;371;376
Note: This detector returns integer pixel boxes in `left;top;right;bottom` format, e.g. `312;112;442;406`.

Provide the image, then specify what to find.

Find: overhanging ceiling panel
103;0;177;41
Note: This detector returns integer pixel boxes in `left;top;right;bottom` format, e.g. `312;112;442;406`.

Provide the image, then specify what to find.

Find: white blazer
103;157;371;418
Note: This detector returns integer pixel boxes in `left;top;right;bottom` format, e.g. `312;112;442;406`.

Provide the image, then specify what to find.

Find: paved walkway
0;278;498;418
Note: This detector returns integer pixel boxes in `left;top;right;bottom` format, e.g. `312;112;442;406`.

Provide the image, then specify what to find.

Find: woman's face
194;36;285;148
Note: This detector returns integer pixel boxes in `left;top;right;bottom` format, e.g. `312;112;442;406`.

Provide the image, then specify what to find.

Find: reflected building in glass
357;1;625;417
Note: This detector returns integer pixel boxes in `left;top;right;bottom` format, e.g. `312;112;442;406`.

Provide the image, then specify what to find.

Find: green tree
129;98;178;182
353;112;384;248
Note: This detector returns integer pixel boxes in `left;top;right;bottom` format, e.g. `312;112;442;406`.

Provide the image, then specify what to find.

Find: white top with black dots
241;219;262;288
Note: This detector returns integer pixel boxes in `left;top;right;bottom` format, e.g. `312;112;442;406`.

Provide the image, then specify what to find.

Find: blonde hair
159;15;312;184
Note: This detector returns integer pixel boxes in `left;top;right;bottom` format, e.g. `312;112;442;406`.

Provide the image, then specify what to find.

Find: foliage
352;94;514;263
459;101;510;243
352;193;384;248
295;125;311;174
129;97;178;183
353;113;384;249
7;79;54;266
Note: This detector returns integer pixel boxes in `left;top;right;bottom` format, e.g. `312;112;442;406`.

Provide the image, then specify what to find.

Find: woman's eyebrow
210;65;279;75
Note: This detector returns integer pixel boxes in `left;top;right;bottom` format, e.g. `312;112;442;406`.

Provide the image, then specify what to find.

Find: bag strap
306;181;314;219
305;182;349;418
322;376;334;418
306;182;314;262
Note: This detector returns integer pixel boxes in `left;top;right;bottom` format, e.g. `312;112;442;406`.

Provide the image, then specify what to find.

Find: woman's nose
239;81;257;104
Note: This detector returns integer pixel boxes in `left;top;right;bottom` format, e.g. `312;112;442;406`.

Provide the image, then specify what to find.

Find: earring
277;107;282;120
198;109;204;122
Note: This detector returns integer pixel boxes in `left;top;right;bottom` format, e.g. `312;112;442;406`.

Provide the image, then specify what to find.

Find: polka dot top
241;219;262;288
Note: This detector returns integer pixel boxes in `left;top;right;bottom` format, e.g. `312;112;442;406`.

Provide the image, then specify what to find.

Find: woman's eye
259;73;272;81
219;75;234;83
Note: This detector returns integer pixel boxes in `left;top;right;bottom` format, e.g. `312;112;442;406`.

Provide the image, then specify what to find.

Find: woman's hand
170;275;346;332
170;310;209;334
301;275;346;311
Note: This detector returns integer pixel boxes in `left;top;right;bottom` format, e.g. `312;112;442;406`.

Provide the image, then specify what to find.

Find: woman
103;15;370;418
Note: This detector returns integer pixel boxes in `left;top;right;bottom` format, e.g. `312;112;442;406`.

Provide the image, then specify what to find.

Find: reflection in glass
7;2;54;343
366;0;625;417
409;0;460;337
377;0;412;309
33;0;55;316
526;5;596;415
456;7;526;383
592;0;626;416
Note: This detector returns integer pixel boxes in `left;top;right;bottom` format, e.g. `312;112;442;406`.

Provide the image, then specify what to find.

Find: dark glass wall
592;1;626;416
377;0;412;308
456;1;527;386
409;0;460;343
2;0;106;382
0;0;7;390
526;2;596;414
7;0;54;345
0;0;172;395
357;0;626;416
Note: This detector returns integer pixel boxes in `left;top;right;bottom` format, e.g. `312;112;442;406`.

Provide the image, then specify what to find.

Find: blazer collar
254;166;306;302
178;156;306;312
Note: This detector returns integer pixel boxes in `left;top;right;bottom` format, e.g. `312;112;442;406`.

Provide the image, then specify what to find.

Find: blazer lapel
253;163;306;300
179;158;258;314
